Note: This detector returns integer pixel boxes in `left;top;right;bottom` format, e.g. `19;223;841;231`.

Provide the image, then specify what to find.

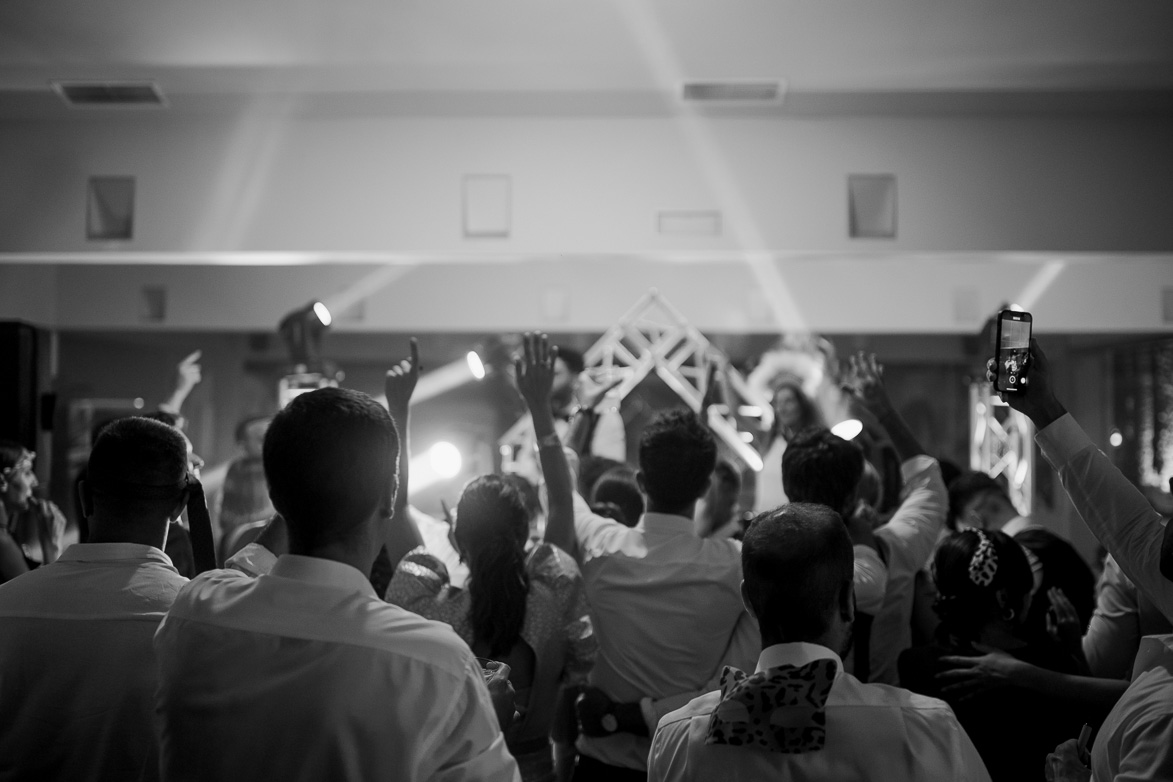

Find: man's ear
78;480;93;521
740;580;757;620
168;488;189;524
386;474;400;517
635;471;646;495
840;579;855;624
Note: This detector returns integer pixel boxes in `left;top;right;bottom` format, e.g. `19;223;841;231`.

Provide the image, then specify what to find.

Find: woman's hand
936;648;1024;701
514;332;557;413
1046;587;1083;652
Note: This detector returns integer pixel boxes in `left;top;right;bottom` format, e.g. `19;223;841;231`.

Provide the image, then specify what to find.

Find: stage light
467;351;486;380
831;419;864;441
1109;430;1123;448
737;405;763;418
278;300;332;366
430;441;462;479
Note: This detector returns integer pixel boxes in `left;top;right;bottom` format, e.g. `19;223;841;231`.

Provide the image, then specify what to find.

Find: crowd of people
0;331;1170;782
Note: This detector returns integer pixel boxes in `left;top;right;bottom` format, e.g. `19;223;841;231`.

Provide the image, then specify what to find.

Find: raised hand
842;351;892;415
385;338;421;412
985;338;1067;428
176;351;202;394
514;332;557;413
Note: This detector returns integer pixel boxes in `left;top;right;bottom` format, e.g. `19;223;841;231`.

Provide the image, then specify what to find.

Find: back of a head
86;417;189;524
782;428;865;515
947;471;1009;530
932;529;1033;646
454;474;531;656
742;503;853;643
591;469;644;527
263;387;398;549
638;408;717;513
578;455;628;497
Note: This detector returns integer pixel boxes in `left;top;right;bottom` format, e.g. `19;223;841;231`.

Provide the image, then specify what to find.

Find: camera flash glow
312;301;332;327
1109;431;1123;448
429;442;462;479
467;351;486;380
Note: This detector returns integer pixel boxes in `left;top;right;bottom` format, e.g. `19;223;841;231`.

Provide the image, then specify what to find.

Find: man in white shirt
783;352;947;684
154;386;519;782
649;502;990;782
544;408;750;780
0;417;193;782
981;341;1173;782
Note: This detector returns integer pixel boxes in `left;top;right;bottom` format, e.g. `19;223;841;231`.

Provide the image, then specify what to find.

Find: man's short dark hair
781;427;864;515
947;471;1009;529
591;469;644;527
263;387;399;548
87;417;189;517
555;346;585;376
742;503;853;642
638;409;717;512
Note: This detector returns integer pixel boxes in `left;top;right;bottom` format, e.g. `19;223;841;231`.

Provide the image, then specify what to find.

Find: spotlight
429;442;463;479
1109;430;1123;448
467;351;486;380
831;419;864;441
278;300;332;366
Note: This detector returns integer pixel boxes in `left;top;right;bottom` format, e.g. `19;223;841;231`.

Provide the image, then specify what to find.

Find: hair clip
968;530;999;587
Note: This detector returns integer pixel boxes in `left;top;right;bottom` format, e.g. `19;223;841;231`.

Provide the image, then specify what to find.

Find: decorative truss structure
499;289;773;472
969;382;1034;516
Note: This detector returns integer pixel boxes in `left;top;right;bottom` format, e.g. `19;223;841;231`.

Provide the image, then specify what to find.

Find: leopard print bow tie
704;658;837;754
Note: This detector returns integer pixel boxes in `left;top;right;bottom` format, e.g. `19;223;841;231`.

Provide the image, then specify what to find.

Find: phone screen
995;311;1032;393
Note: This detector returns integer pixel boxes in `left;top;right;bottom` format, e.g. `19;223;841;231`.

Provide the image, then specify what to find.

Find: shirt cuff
1034;413;1089;469
226;542;278;576
899;454;939;481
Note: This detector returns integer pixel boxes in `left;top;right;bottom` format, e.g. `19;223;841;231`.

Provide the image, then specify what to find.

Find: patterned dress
387;542;596;782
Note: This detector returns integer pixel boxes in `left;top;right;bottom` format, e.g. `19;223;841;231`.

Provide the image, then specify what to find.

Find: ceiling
2;0;1173;117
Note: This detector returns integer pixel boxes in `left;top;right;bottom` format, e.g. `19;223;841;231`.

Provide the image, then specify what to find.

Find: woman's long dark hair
454;475;531;657
767;381;822;447
932;529;1033;647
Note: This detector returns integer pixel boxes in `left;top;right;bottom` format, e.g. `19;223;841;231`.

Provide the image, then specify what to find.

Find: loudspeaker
0;321;48;450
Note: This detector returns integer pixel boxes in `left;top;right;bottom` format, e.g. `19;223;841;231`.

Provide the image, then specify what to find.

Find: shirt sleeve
385;547;451;607
571;491;631;563
1036;414;1173;621
1111;712;1173;782
854;544;888;615
1082;555;1142;680
426;655;521;782
225;542;278;577
875;456;947;574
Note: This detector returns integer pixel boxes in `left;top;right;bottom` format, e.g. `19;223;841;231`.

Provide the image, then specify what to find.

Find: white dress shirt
1036;414;1173;622
1090;634;1173;781
649;641;991;782
154;553;519;782
867;455;948;684
1083;555;1173;680
0;543;188;782
571;494;748;770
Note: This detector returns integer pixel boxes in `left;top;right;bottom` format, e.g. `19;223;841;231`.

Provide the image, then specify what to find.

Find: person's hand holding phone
985;338;1067;429
1045;735;1092;782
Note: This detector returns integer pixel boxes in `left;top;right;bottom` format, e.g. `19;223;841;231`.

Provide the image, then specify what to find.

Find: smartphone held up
994;309;1032;394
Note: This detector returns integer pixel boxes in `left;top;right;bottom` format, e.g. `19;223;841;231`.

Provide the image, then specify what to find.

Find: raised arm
988;340;1173;619
159;350;202;419
384;339;425;569
843;351;926;462
515;333;578;560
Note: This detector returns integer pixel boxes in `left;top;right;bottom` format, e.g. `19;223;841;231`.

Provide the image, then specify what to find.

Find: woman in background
0;440;65;577
753;381;824;513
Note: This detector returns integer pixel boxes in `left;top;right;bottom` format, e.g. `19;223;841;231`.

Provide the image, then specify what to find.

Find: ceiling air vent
52;81;166;108
682;81;784;103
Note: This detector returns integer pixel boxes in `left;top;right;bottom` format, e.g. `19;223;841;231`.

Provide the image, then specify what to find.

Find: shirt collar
1132;634;1173;680
57;542;174;567
270;554;378;600
757;641;844;681
1000;515;1032;538
638;512;697;536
